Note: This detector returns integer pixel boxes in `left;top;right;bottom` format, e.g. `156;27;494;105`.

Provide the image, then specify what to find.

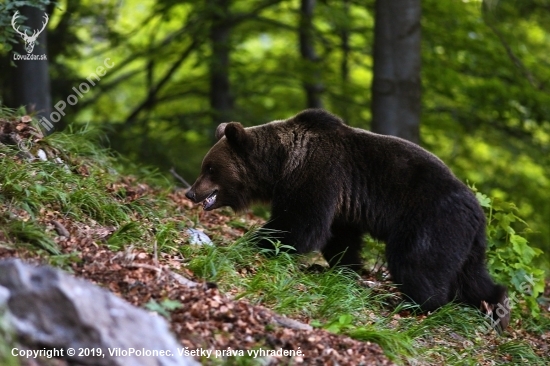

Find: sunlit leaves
475;189;545;317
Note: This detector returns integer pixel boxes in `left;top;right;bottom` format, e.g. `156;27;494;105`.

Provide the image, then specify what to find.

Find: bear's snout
185;189;196;202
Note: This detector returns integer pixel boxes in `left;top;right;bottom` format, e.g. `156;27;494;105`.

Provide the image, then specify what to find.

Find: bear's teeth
203;193;217;210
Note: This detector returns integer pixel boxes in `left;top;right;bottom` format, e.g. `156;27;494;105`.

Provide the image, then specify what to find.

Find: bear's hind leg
321;225;364;273
393;264;452;312
386;234;456;312
455;243;510;332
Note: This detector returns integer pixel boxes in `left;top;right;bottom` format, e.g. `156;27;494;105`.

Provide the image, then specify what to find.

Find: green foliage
154;220;180;252
257;240;296;258
184;230;372;319
0;130;132;226
350;326;415;361
0;308;19;366
321;313;354;334
144;299;183;319
47;252;82;270
3;219;60;254
475;189;545;316
0;117;175;263
497;340;546;365
522;308;550;334
107;221;145;250
185;230;258;285
362;236;386;274
323;303;548;365
422;0;550;261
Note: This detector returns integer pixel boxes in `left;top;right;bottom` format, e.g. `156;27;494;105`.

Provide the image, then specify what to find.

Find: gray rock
186;229;213;246
0;259;199;366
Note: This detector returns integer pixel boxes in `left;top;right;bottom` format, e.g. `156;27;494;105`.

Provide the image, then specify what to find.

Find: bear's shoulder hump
292;109;345;130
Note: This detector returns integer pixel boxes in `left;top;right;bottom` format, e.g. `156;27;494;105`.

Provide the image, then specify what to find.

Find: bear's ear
223;122;248;149
215;123;228;141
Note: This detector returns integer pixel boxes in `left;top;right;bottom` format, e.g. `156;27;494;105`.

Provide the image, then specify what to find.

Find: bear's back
275;109;467;199
292;109;346;130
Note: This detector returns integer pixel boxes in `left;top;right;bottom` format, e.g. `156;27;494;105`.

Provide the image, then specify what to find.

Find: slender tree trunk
299;0;323;109
341;0;350;84
209;0;233;126
371;0;421;144
11;6;52;127
340;0;350;121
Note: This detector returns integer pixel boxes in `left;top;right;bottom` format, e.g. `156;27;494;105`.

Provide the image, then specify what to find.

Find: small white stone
186;229;213;246
37;149;48;161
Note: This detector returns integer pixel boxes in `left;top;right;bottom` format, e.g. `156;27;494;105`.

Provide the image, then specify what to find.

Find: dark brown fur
186;109;510;331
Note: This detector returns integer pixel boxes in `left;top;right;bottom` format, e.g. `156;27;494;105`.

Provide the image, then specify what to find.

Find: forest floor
0;113;549;365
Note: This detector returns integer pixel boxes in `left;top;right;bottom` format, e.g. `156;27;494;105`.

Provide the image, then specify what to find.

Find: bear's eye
208;166;214;175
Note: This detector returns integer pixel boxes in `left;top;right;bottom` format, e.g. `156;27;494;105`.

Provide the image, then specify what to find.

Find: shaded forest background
0;0;549;271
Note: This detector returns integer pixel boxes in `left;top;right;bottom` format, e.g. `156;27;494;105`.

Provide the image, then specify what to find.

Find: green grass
0;111;548;365
181;231;549;365
0;313;19;366
0;141;130;225
0;122;171;255
1;218;60;254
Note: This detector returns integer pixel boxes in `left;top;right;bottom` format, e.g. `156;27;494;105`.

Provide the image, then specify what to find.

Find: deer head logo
11;11;49;54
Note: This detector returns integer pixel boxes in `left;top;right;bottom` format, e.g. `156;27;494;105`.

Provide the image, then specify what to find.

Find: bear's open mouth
203;190;218;210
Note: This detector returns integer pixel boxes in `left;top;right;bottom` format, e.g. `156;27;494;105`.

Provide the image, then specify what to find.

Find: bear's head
185;122;253;212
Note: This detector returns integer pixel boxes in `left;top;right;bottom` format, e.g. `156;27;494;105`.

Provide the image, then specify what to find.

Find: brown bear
186;109;510;331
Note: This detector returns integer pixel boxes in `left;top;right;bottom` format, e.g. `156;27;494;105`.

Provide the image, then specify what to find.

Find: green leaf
510;234;537;263
144;300;170;318
160;299;183;311
495;212;516;230
479;189;544;317
475;192;491;208
511;269;528;292
338;314;353;326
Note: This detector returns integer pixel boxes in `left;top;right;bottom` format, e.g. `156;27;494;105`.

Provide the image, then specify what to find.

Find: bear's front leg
256;183;336;255
321;223;364;272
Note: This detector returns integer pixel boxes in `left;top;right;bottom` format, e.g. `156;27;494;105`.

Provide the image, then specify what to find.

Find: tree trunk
299;0;323;109
11;6;52;129
371;0;421;144
340;0;351;121
209;0;233;126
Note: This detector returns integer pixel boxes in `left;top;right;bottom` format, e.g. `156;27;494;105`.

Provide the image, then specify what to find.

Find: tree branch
231;0;283;24
123;39;200;126
169;167;191;188
486;21;542;90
